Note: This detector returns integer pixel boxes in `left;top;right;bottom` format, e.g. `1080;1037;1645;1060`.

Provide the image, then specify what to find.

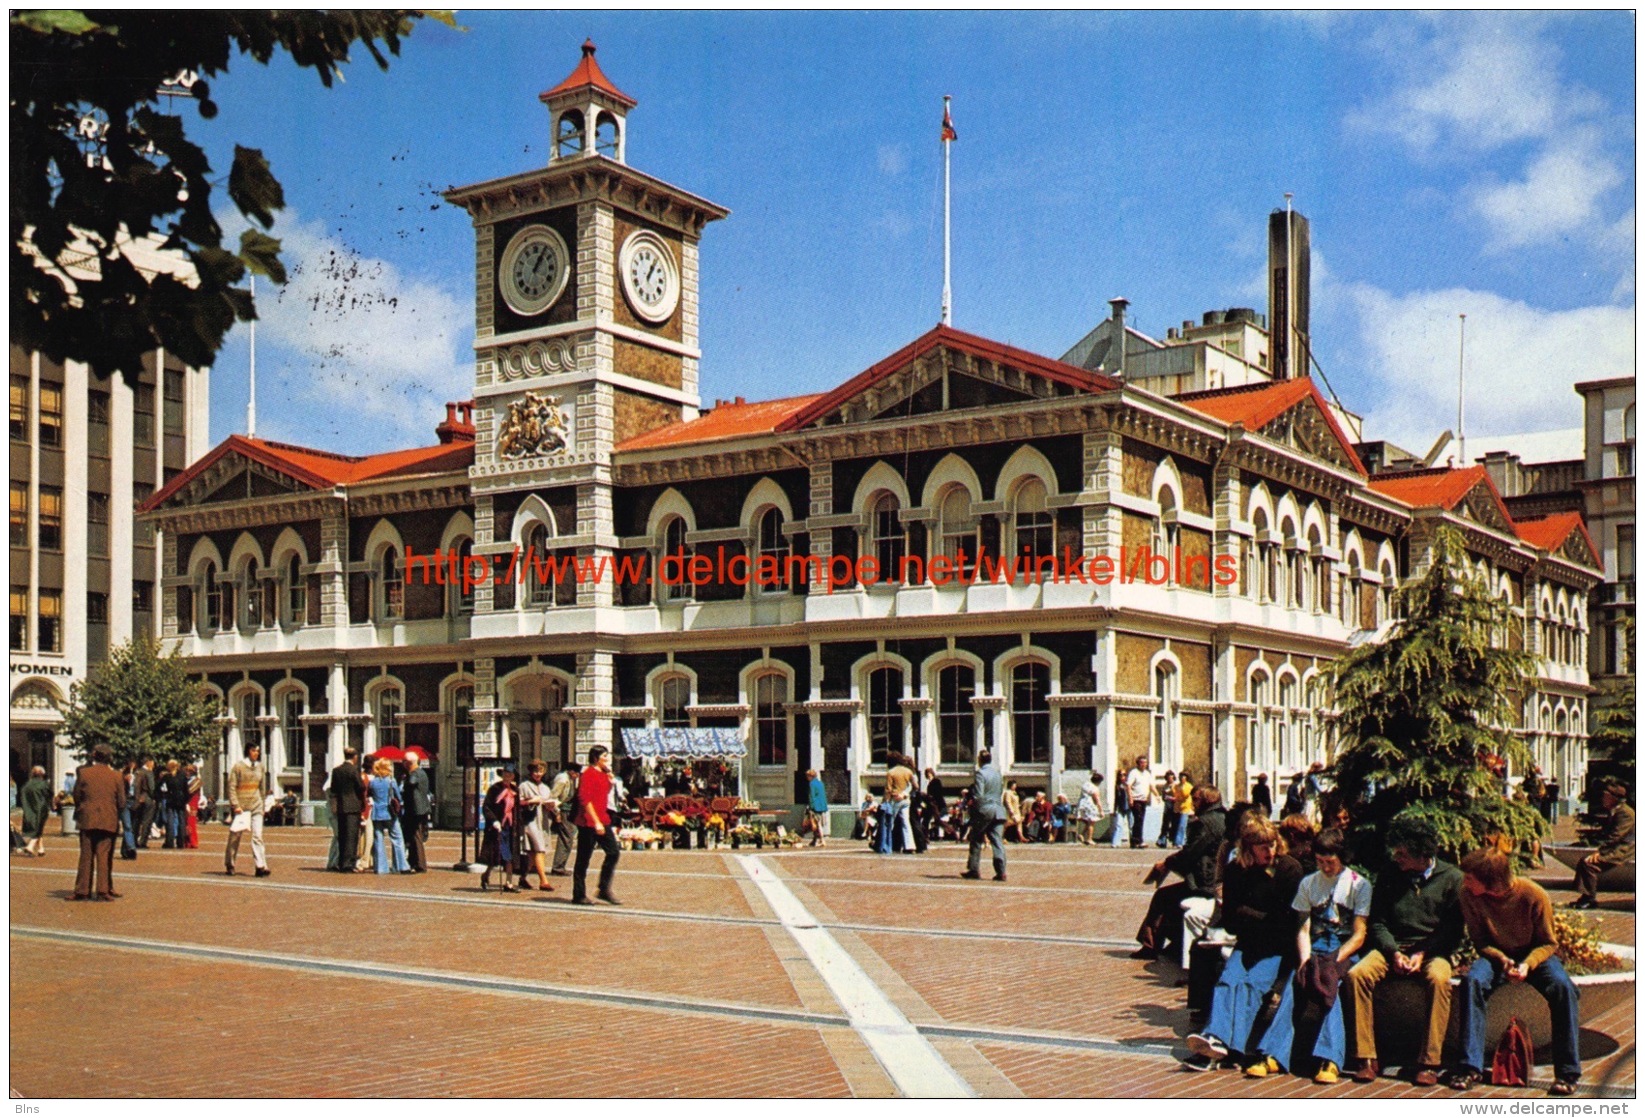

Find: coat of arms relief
497;391;570;460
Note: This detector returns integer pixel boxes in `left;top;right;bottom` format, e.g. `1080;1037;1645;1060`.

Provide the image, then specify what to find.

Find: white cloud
1346;282;1633;452
249;213;469;446
1469;131;1623;251
877;143;907;176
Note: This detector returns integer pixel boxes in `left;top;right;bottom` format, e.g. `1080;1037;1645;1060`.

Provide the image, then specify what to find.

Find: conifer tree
1331;525;1547;864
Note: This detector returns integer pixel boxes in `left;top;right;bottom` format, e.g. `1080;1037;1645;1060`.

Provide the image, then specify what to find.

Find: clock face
498;224;570;317
618;230;680;324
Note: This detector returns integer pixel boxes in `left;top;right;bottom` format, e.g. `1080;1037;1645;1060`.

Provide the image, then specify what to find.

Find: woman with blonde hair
366;757;410;875
1185;815;1304;1071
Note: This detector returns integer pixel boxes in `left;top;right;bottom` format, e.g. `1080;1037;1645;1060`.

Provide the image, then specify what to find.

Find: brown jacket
73;762;127;833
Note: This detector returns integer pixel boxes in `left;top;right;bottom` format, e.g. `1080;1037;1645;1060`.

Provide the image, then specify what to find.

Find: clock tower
443;43;727;758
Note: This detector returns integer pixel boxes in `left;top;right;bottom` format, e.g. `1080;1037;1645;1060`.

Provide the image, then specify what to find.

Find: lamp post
457;707;507;871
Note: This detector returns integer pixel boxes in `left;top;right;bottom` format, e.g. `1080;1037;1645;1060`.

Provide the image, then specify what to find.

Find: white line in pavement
736;854;975;1099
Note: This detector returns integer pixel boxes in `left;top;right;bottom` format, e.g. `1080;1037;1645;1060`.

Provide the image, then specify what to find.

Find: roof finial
582;39;597;57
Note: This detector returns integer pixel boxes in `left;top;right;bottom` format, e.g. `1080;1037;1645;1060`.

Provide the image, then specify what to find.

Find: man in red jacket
72;745;127;900
572;745;620;906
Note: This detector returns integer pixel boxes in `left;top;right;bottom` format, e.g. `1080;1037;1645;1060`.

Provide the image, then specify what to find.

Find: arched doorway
10;679;64;788
503;671;575;769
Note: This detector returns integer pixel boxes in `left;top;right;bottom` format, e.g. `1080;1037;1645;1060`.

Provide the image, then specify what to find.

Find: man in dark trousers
548;761;580;875
572;745;620;905
131;756;156;848
400;752;433;873
327;747;364;873
72;745;126;900
961;748;1007;882
1572;779;1635;910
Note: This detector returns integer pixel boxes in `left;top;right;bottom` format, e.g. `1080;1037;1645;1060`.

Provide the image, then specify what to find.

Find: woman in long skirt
479;767;519;893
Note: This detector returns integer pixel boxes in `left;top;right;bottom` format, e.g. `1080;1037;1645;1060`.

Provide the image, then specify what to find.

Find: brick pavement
7;828;1635;1099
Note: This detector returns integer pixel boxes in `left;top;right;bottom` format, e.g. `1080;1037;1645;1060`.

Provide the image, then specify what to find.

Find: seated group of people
1136;799;1585;1096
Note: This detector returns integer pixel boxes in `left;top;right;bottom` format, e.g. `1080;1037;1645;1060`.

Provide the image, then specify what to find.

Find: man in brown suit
72;744;127;900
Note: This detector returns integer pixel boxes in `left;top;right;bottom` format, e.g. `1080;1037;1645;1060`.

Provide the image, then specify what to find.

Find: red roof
615;394;824;453
1367;465;1518;529
1514;510;1599;566
138;433;474;513
539;40;636;109
1176;378;1367;475
775;324;1122;434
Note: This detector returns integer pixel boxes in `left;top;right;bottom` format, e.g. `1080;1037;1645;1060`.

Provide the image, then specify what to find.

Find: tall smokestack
1108;297;1129;379
1268;204;1311;380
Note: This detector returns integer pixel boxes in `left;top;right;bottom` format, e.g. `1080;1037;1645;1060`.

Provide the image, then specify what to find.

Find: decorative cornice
797;698;863;714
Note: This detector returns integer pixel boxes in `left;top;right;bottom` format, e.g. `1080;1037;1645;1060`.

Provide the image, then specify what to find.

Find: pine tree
59;634;219;766
1331;525;1547;864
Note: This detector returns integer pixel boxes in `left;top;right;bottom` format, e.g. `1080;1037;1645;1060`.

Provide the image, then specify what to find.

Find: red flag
941;100;957;142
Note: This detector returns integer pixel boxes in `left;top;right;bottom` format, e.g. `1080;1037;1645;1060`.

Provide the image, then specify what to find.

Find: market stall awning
621;727;746;758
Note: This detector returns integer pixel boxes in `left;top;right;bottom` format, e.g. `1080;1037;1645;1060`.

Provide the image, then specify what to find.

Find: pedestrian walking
19;765;51;857
118;761;138;859
131;757;157;849
224;744;271;877
184;763;202;848
400;752;432;872
327;747;364;873
806;768;830;848
572;745;621;905
480;766;518;892
1073;771;1105;845
517;759;556;891
71;745;126;900
158;760;188;848
548;761;580;876
367;758;410;875
961;748;1007;882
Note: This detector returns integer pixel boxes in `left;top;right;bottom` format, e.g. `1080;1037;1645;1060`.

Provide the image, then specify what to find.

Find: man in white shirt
1125;755;1156;849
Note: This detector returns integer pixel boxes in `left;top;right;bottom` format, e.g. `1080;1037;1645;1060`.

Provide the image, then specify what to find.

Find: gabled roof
774;324;1122;433
614;394;824;453
1367;465;1517;530
138;434;474;513
539;40;636;109
1176;378;1368;475
1513;511;1601;568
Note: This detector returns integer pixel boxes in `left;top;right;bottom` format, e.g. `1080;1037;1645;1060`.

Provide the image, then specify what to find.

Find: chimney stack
1267;207;1311;380
1108;297;1129;379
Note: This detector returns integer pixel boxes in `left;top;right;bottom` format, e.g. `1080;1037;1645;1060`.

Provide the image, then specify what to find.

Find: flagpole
247;273;257;438
941;95;952;327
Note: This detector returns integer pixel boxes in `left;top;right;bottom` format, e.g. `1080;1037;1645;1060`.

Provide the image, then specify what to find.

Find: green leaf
12;10;104;35
228;145;285;229
190;245;244;288
238;228;286;285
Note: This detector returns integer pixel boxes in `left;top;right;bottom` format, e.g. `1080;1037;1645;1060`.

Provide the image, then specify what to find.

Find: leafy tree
1589;614;1635;783
11;10;454;386
1331;525;1547;865
59;635;219;766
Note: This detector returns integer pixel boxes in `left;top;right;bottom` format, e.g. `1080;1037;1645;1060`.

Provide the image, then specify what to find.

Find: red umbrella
405;745;431;761
371;746;406;761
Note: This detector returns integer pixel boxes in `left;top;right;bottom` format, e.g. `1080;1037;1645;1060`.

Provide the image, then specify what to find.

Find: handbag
1490;1015;1534;1087
229;811;252;834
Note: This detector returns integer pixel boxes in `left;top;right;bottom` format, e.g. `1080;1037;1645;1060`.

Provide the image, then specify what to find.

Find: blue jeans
1259;930;1355;1074
373;817;408;873
1207;949;1287;1056
120;803;136;855
1457;955;1581;1082
1108;807;1129;846
164;805;186;846
875;801;907;854
1174;812;1190;847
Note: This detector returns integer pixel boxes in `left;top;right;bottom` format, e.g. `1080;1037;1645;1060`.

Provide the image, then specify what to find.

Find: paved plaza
8;825;1636;1099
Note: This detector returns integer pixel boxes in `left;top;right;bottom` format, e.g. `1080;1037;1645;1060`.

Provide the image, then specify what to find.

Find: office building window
37;590;61;653
1619;524;1635;582
87;390;110;457
9;586;27;650
87;590;109;663
163;368;185;435
133;384;155;445
87;492;109;558
37;486;61;551
133;482;155;545
9;375;27;442
38;383;63;449
9;482;27;546
132;579;153;615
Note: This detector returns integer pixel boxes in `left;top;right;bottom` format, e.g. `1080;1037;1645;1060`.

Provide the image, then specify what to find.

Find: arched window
1153;489;1179;581
1276;675;1296;772
375;685;402;750
1012;479;1053;568
658;516;689;604
240;560;261;630
756;507;789;591
1249;670;1271;777
938;487;977;577
1343;552;1361;627
1378;560;1396;624
1010;661;1051;765
524;523;553;607
870;492;905;583
1307;527;1325;613
1280;520;1301;609
238;692;263;758
595;111;620;157
866;666;903;767
451;683;475;763
201;561;222;634
454;538;475;616
278;690;305;774
380;547;403;622
1152;662;1178;766
555;110;585;158
285;554;307;626
937;663;976;765
657;674;690;728
1253;510;1276;604
753;673;788;767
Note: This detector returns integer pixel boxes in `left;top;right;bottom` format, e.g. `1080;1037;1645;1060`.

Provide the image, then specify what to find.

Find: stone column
1092;624;1117;786
575;649;615;759
319;508;348;628
1213;632;1236;802
807;461;833;591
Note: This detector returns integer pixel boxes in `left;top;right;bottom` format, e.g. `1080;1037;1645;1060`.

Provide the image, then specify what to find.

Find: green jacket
19;777;51;836
1368;858;1464;961
1598;802;1636;864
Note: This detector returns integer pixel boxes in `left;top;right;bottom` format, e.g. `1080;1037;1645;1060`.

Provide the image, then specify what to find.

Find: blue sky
193;11;1635;457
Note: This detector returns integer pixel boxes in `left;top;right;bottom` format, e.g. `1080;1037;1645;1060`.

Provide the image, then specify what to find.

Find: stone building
139;44;1601;823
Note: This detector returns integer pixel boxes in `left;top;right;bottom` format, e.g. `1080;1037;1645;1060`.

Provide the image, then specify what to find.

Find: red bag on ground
1491;1015;1534;1087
